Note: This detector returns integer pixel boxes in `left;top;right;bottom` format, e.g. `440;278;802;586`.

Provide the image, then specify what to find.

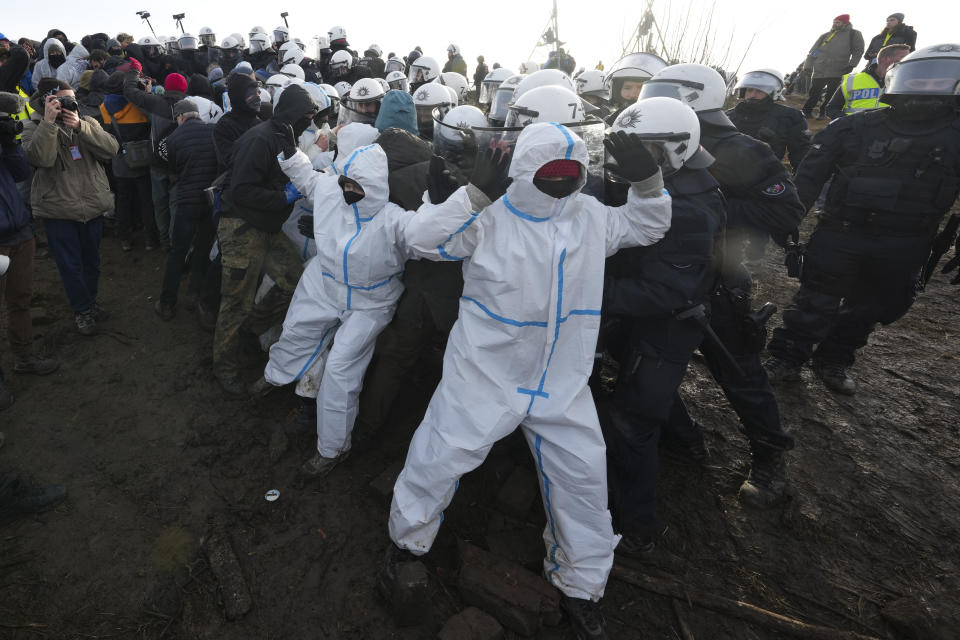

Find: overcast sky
4;1;955;79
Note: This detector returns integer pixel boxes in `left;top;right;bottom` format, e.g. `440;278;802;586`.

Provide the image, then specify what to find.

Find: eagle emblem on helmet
616;110;642;129
457;121;469;129
356;85;370;97
934;44;959;52
507;77;521;85
415;89;429;101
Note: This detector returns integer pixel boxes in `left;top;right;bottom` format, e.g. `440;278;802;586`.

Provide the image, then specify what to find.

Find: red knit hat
535;160;581;179
834;14;850;24
164;73;187;93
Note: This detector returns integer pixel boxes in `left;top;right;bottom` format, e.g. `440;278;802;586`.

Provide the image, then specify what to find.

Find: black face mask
244;88;261;114
49;55;66;68
533;177;580;199
342;189;364;205
292;116;313;138
740;95;772;113
893;96;956;122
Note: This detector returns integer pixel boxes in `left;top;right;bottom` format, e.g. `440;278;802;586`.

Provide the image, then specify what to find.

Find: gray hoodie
57;43;90;89
33;38;67;83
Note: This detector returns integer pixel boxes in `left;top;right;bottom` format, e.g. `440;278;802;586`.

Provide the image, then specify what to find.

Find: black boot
812;358;856;395
377;543;429;626
739;447;790;508
562;594;608;640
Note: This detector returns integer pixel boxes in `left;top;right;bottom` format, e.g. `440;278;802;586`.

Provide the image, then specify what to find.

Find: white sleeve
399;185;489;261
603;173;673;257
278;149;335;203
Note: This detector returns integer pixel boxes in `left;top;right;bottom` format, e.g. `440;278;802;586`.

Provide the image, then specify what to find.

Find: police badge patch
762;182;786;196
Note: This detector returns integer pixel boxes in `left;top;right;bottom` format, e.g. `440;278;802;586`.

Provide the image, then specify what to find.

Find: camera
56;96;79;112
173;13;185;20
137;10;150;18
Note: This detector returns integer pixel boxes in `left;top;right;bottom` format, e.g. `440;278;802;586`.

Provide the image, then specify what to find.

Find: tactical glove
297;214;314;238
277;122;297;160
470;146;512;201
603;131;660;183
426;155;461;204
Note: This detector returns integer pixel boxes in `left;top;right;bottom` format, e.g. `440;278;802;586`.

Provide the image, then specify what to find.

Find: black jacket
223;84;316;232
0;46;30;94
864;24;917;60
122;70;185;167
165;118;219;209
212;75;261;173
726;98;811;171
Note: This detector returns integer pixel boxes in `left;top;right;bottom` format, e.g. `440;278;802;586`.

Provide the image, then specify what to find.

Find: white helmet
505;85;586;128
339;77;385;126
329;49;353;80
317;83;341;113
164;35;179;52
434;104;489;159
178;34;200;51
385;57;405;75
220;36;240;51
575;70;606;98
273;26;290;46
604;52;669;104
272;78;304;108
519;60;540;75
250;25;267;39
316;35;330;50
293;38;305;51
438;82;459;106
367;44;383;57
489;73;526;124
229;33;246;49
439;72;470;101
249;32;270;54
334;81;352;98
281;63;306;80
138;35;164;56
198;27;216;47
413;82;454;137
480;67;515;104
734;68;785;100
385;71;409;93
447;44;460;56
265;74;292;98
611;97;707;174
883;43;960;99
511;69;576;105
407;56;440;86
328;26;348;42
301;82;334;114
279;41;304;66
641;63;731;126
375;78;390;93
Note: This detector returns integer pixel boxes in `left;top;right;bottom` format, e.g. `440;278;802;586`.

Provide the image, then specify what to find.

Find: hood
374;90;418;135
188;73;213;99
88;69;110;94
336;123;379;163
336;143;390;218
508;122;588;184
43;38;66;60
103;71;126;95
227;74;258;115
271;84;317;126
46;29;68;42
67;43;89;61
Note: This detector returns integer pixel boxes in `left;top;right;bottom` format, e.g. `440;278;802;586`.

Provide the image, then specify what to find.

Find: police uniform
727;97;811;171
767;108;960;370
601;165;725;540
666;121;803;458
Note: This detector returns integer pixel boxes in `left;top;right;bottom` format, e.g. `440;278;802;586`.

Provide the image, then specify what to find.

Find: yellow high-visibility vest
840;72;888;115
10;86;34;142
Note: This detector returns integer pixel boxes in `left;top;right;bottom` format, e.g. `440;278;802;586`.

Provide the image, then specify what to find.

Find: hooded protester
382;123;672;639
864;13;917;62
32;38;67;83
78;69;109;121
258;123;489;476
213;84;318;393
212;73;262;172
56;43;89;90
44;29;72;53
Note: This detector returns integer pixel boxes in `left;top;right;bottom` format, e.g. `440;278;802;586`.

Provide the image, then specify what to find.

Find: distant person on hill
801;14;864;119
864;13;916;64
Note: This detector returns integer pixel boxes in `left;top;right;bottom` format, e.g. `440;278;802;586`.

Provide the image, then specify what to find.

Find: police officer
822;44;910;119
640;64;804;507
599;97;725;556
727;68;811;172
765;44;960;396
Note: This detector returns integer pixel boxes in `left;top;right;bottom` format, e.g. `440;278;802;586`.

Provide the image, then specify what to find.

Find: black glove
942;236;960;285
426;155;461;204
770;228;799;249
603;131;659;183
470;146;512;201
297;214;314;238
0;118;21;148
277;122;297;160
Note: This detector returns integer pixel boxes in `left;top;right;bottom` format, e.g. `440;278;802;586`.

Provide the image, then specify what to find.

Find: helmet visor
273;30;288;44
735;71;782;96
479;80;501;104
179;36;198;50
388;78;409;92
200;33;216;46
885;58;960;96
489;86;516;122
639;78;705;101
338;101;379;126
385;59;404;74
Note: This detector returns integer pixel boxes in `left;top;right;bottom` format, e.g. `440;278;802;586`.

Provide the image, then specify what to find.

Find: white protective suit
264;141;484;457
388;122;673;601
56;43;90;89
33;38;67;83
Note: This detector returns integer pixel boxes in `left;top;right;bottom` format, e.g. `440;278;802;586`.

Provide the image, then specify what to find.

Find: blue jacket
0;145;32;245
374;90;418;136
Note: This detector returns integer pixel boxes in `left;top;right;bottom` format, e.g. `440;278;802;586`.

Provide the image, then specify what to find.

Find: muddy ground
2;107;960;639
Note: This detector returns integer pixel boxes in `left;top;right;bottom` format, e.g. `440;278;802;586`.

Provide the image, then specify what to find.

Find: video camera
136;10;151;19
173;12;185;20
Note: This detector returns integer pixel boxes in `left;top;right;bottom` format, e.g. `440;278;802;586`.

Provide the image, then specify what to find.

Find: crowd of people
1;13;959;638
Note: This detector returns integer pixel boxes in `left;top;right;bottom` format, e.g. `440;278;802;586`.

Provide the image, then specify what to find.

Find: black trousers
115;173;158;243
768;224;933;367
802;76;842;116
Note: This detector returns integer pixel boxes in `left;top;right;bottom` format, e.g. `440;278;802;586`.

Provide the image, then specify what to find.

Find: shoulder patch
762;182;786;196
